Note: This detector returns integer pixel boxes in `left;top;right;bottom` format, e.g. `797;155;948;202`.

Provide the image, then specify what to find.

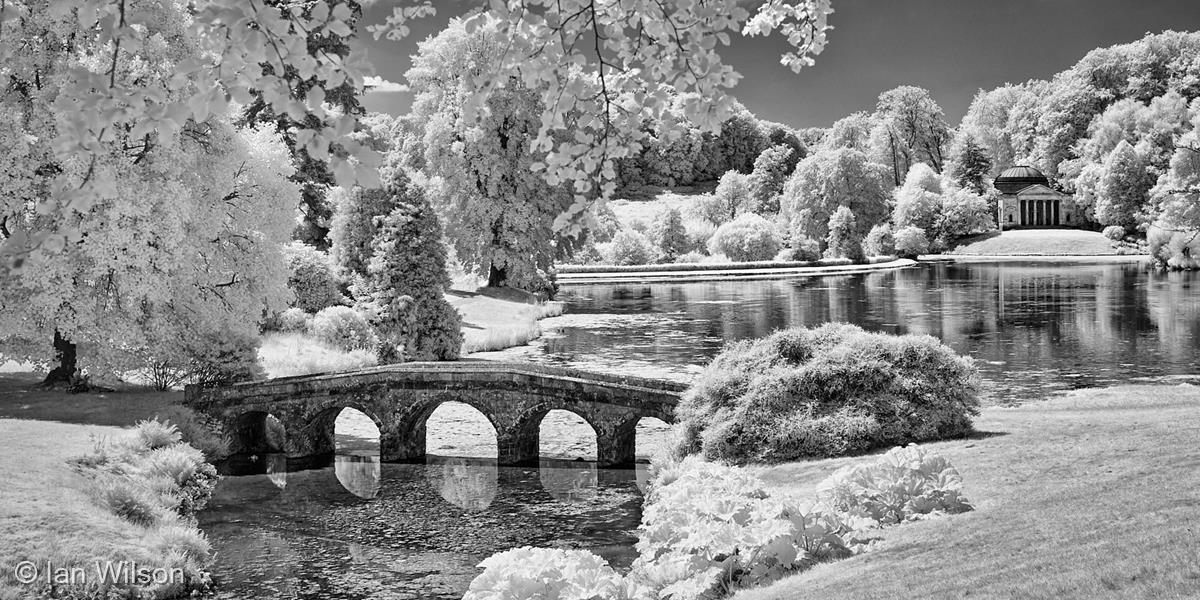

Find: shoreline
556;258;918;285
921;253;1149;263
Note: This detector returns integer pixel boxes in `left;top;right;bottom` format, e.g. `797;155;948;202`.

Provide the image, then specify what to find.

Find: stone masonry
183;361;686;468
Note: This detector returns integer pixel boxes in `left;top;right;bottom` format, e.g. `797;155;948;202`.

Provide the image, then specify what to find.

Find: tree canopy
1;0;835;270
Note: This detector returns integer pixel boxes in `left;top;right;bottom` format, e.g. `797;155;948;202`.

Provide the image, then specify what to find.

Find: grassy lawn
946;229;1127;256
453;290;564;354
736;384;1200;600
0;419;128;599
607;183;716;228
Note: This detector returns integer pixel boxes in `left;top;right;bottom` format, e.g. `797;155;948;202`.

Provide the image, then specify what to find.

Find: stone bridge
183;361;687;468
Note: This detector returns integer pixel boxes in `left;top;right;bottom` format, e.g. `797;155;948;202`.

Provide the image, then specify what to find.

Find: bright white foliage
0;0;377;268
2;0;834;268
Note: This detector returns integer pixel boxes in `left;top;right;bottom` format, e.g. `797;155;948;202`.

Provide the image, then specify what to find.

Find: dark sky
358;0;1200;129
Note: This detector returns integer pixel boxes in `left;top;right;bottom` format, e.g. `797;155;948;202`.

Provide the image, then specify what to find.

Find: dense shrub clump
309;306;378;352
863;223;896;256
894;225;931;258
673;323;980;464
707;213;781;262
602;229;659;265
1103;225;1127;241
281;241;345;313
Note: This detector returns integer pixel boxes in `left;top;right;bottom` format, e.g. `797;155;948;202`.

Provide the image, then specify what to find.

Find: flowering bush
465;449;973;600
463;547;629;600
309;306;378;352
1103;225;1127;241
628;458;852;599
817;445;973;527
707;213;782;262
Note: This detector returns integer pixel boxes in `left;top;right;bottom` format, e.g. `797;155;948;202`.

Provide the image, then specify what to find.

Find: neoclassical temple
995;166;1079;229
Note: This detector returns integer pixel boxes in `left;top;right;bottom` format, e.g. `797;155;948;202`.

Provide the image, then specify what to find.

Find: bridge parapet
184;361;687;468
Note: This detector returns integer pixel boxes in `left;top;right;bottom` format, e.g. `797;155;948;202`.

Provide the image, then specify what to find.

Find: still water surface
495;261;1200;403
204;261;1200;598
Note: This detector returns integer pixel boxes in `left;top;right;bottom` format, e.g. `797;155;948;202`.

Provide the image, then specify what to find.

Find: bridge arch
538;408;599;461
289;400;387;459
226;409;287;455
426;401;500;458
386;393;502;462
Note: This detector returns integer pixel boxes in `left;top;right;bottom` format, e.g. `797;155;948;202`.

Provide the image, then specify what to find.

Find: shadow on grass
962;429;1009;441
0;372;178;428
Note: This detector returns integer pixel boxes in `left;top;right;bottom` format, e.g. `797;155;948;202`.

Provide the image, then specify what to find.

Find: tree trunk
41;329;77;387
487;264;507;288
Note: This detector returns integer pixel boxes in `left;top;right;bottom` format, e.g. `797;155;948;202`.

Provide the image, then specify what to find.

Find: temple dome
994;165;1050;194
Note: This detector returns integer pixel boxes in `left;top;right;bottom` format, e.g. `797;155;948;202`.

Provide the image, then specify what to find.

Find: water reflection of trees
561;264;1200;400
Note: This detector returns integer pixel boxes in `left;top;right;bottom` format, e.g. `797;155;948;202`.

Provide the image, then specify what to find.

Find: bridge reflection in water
216;452;651;511
202;450;649;599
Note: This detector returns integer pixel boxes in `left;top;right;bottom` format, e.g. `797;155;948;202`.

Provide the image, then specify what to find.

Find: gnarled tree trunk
41;329;77;387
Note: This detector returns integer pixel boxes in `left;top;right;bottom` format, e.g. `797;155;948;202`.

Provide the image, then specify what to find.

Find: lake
493;261;1200;404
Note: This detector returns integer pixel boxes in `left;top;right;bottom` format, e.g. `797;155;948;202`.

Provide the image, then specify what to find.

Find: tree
946;134;993;195
892;163;944;235
1;0;834;271
821;112;874;152
1152;101;1200;228
760;121;807;173
957;84;1029;177
784;148;891;249
0;116;297;384
824;206;864;262
863;224;895;257
872;86;951;184
1095;140;1154;230
406;16;574;294
647;207;690;262
356;168;462;362
748;145;796;215
698;171;754;226
240;0;367;249
937;186;994;244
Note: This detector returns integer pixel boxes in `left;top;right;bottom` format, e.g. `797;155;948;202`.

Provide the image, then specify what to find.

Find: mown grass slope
736;384;1200;600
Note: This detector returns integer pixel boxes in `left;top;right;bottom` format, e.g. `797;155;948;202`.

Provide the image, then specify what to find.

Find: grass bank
943;229;1139;256
735;383;1200;600
453;290;565;354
